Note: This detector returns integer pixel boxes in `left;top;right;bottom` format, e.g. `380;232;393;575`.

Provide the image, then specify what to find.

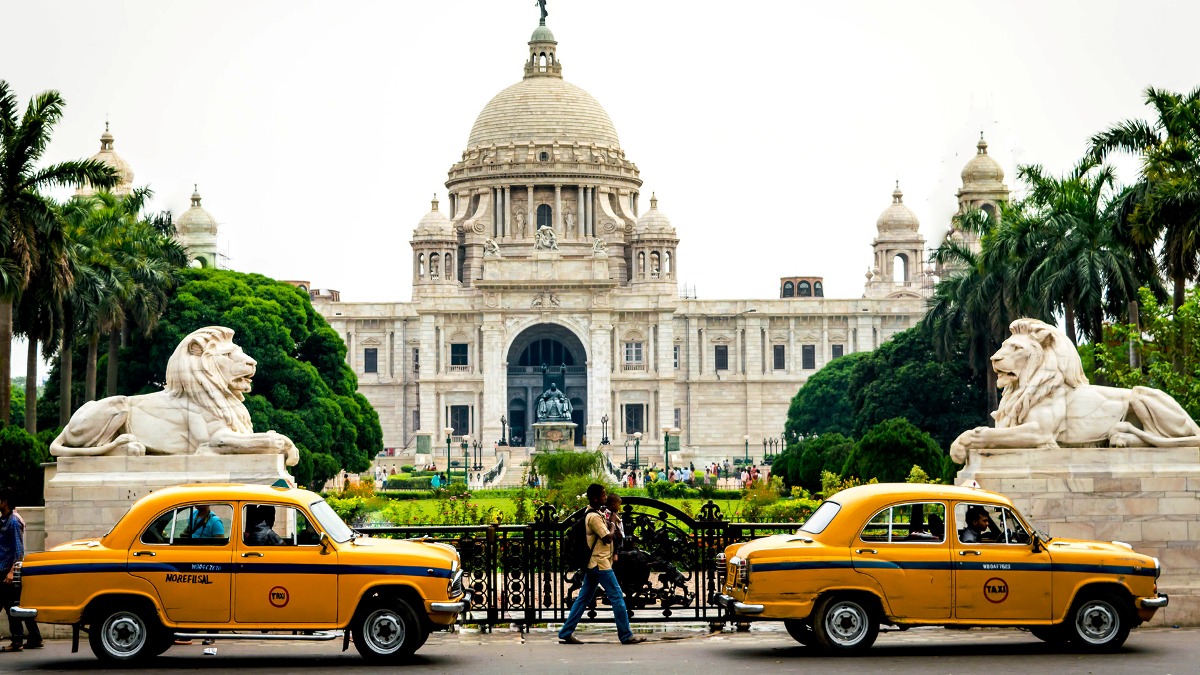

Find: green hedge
385;476;433;490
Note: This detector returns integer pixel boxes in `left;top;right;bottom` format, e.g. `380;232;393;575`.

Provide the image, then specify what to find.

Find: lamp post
499;416;508;446
743;434;750;465
472;440;483;471
601;414;610;445
663;426;671;478
624;439;630;464
633;431;642;470
444;427;454;479
461;435;471;484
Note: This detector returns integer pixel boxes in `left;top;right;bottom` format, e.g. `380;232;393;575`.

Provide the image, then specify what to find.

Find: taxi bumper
8;606;37;620
1139;594;1169;609
430;590;474;614
716;593;764;615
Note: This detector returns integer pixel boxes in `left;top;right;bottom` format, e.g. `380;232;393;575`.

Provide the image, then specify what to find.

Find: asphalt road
0;624;1195;674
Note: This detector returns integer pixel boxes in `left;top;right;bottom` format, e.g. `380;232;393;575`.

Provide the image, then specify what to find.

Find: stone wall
957;446;1200;626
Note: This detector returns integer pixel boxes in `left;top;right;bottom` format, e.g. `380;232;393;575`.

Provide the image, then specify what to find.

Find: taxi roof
829;482;1014;506
128;483;322;513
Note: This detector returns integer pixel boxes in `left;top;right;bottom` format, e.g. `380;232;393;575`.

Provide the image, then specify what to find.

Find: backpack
565;508;600;571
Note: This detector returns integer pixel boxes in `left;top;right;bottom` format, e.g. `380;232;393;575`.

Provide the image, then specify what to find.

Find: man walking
1;486;42;652
558;484;645;645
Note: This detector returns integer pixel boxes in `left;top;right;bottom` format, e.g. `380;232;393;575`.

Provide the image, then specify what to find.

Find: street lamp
633;431;642;470
461;435;471;484
663;426;671;478
499;415;508;446
743;434;750;465
472;440;483;471
443;427;454;479
624;439;630;464
601;414;610;445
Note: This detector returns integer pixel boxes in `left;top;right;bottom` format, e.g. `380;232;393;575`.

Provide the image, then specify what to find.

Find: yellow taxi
10;484;469;663
716;483;1167;654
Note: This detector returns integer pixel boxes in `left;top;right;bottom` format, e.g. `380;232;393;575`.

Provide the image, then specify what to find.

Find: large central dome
467;77;619;148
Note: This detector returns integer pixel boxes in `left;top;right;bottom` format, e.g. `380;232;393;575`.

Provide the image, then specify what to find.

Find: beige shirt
586;510;612;571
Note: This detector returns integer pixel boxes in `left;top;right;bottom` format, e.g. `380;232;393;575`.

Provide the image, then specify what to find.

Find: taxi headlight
1153;557;1161;579
12;561;20;594
715;553;727;586
448;569;464;598
732;557;749;585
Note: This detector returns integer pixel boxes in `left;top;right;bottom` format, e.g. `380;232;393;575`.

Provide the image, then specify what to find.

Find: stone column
788;318;796;374
657;311;675;434
588;322;612;448
554;185;562;231
504;186;512;238
527;185;535;233
481;325;504;444
577;185;585;239
821;316;829;368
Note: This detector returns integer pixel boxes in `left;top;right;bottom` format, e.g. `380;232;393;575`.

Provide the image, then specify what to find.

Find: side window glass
139;504;232;546
956;503;1031;544
860;502;946;543
243;505;323;546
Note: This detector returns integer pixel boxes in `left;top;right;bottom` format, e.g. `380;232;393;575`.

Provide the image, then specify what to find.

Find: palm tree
1088;86;1200;310
0;81;116;426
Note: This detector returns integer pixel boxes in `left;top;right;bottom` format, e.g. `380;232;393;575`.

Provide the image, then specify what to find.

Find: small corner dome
961;135;1005;185
635;193;675;236
414;195;454;240
876;183;919;232
177;187;217;234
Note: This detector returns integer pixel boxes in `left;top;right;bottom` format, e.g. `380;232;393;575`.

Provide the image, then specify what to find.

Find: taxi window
860;502;946;543
139;504;233;546
955;503;1032;545
242;504;322;546
798;501;841;535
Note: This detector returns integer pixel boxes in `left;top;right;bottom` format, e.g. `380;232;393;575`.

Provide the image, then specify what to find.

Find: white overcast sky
5;0;1198;378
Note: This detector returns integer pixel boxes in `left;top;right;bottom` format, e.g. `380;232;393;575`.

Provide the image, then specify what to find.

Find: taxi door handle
132;551;156;557
855;549;877;555
958;550;981;556
241;552;264;558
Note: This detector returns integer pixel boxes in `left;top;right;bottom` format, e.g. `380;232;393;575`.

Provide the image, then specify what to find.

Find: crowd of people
619;460;769;489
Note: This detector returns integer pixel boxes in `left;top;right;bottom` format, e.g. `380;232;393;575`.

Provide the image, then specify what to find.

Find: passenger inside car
245;505;284;546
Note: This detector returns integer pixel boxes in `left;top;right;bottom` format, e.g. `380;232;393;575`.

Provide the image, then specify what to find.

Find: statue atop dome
535;0;548;22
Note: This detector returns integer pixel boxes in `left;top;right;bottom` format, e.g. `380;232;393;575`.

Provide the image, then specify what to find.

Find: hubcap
364;608;406;654
102;612;146;657
825;601;867;645
1076;600;1118;644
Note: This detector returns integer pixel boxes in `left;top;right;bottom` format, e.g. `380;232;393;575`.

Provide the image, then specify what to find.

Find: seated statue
535;383;572;422
50;326;299;466
534;225;558;251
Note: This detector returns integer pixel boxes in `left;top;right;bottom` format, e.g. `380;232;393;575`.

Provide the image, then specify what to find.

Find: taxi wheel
353;599;423;662
812;595;879;655
1067;592;1130;652
87;605;161;662
784;619;815;646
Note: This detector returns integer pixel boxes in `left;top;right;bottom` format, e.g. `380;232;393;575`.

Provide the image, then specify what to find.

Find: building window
624;342;643;364
674;407;682;429
782;281;794;298
537;204;552;228
715;344;729;371
832;344;844;359
623;404;645;435
814;281;824;297
449;405;470;437
412;348;420;374
429;252;440;280
798;281;812;297
364;348;378;373
673;344;680;369
450;343;469;367
412;410;420;431
418;254;425;278
802;344;816;370
773;344;785;370
518;338;576;366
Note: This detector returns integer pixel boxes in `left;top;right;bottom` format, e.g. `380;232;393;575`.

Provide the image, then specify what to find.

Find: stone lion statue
50;326;299;466
950;318;1200;462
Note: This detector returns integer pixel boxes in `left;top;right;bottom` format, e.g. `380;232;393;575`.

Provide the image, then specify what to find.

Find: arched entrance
507;324;587;446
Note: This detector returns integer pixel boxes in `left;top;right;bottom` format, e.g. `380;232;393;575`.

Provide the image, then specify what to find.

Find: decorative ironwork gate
356;497;796;628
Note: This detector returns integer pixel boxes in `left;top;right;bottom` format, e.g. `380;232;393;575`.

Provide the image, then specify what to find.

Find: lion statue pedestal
42;326;301;548
951;318;1200;626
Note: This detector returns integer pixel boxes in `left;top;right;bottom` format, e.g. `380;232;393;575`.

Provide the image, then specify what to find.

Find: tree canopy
842;417;947;484
41;268;379;489
783;351;864;443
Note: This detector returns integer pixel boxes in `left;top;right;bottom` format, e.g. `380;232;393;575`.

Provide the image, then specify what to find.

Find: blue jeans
558;567;633;643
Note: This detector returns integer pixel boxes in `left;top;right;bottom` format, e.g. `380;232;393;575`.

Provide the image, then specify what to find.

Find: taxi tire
1065;591;1131;653
86;604;163;662
811;594;879;655
783;619;815;646
352;598;424;662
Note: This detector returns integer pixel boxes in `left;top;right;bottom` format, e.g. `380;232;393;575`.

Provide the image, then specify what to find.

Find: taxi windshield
798;501;841;535
310;499;354;543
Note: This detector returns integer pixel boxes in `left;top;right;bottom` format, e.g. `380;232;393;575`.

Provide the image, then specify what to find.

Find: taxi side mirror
1031;533;1043;554
319;531;330;554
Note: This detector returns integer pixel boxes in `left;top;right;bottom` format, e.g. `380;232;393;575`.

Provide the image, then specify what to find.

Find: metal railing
482;455;505;486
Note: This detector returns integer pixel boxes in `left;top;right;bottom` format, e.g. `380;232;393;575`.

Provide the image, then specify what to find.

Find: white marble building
311;18;1008;457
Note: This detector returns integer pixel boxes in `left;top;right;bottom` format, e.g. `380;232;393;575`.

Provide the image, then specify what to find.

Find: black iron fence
356;497;796;629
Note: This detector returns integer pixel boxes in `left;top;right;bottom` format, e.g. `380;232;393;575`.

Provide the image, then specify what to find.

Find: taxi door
851;501;952;620
129;503;234;624
233;503;338;625
951;502;1051;621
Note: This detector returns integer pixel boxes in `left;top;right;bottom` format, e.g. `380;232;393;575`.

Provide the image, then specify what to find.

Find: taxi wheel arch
1066;587;1132;652
351;587;427;662
811;592;881;655
84;596;166;662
